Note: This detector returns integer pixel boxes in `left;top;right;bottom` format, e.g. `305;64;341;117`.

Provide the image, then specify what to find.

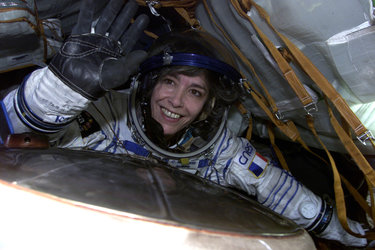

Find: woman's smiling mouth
162;107;181;119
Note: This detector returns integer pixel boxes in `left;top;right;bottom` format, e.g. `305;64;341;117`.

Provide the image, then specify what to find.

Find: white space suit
1;66;366;247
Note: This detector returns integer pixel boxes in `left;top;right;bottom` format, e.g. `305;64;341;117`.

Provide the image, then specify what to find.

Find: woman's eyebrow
167;74;209;92
190;83;208;91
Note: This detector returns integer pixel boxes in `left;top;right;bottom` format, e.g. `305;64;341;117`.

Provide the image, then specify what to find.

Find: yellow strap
242;0;375;233
174;7;200;28
205;0;279;115
144;30;158;39
202;3;375;237
341;175;373;220
236;102;253;141
245;0;370;140
307;115;375;227
246;115;253;141
242;82;300;141
325;99;375;191
365;177;375;227
341;115;352;137
229;0;375;238
267;123;289;172
216;0;329;158
203;0;305;143
305;114;375;239
233;0;315;110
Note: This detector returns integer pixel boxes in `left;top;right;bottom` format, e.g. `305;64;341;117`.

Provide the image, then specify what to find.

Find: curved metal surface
0;148;316;249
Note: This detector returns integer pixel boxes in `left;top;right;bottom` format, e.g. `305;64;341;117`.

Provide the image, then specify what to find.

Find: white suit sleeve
3;67;90;134
217;132;366;247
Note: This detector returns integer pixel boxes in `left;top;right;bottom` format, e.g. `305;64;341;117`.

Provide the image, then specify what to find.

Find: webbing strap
144;29;158;39
203;0;279;115
325;99;375;188
306;116;363;238
246;116;253;140
229;0;375;239
341;115;352;138
306;114;375;239
174;7;200;28
243;82;300;141
236;0;375;232
236;102;253;141
204;0;334;167
341;175;373;223
231;0;315;111
202;0;303;142
267;123;289;172
244;0;373;144
365;177;375;228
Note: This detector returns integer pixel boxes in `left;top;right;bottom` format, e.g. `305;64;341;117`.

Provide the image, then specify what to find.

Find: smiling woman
151;73;209;136
131;30;241;157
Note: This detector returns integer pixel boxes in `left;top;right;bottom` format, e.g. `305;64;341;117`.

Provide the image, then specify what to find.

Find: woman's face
150;73;209;136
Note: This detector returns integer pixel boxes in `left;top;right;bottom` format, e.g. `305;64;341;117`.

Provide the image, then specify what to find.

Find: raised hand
49;0;149;100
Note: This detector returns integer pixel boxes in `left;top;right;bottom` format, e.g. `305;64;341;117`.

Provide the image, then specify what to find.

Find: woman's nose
169;87;184;107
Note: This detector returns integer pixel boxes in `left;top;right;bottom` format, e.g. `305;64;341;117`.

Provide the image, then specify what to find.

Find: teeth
162;108;181;119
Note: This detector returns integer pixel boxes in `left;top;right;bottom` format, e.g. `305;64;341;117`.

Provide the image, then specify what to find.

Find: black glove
49;0;149;101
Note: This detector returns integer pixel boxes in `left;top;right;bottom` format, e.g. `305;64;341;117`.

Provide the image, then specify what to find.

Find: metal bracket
274;110;284;120
304;102;318;116
191;19;201;30
239;78;251;94
162;52;173;65
357;130;374;145
146;1;160;16
239;78;247;85
145;1;172;31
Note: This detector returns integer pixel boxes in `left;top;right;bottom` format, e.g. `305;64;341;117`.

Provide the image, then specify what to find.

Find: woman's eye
163;79;174;85
191;89;202;97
